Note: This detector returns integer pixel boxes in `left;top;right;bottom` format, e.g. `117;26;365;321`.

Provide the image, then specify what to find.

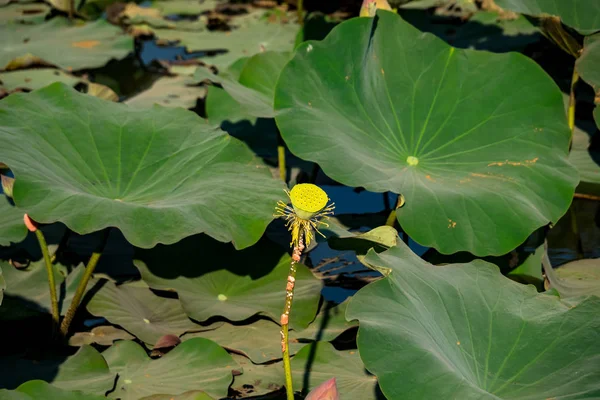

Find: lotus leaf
0;18;132;70
86;280;202;346
0;83;283;249
0;380;106;400
152;12;297;69
0;194;26;246
274;11;577;255
134;236;322;329
102;338;235;399
346;242;600;399
124;76;206;109
1;260;86;315
494;0;600;34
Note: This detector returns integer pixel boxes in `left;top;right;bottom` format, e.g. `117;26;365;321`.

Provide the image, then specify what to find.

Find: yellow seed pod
289;183;329;220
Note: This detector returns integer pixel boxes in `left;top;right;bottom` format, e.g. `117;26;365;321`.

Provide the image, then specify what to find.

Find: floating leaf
544;257;600;298
0;380;106;400
68;325;135;347
0;83;283;249
274;11;576;256
0;68;117;100
151;0;222;16
182;319;304;364
125;76;206;109
494;0;600;34
346;242;600;399
0;18;133;70
152;12;297;69
230;343;377;399
1;260;86;315
134;236;322;329
140;391;215;400
0;195;26;246
87;280;202;346
0;345;113;394
0;2;50;24
103;338;235;399
230;354;283;397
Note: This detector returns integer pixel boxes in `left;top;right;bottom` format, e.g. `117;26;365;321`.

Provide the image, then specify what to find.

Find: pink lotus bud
23;214;38;232
305;378;339;400
360;0;392;17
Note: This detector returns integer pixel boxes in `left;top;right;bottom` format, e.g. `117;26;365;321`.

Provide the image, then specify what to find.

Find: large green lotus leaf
134;236;322;329
346;242;600;399
0;2;50;24
152;12;298;70
576;33;600;131
183;300;355;363
0;68;118;101
274;11;576;256
0;195;26;246
124;76;206;109
87;280;202;346
0;345;114;394
69;325;135;347
0;18;133;70
1;260;86;316
103;338;235;399
0;381;106;400
494;0;600;34
544;257;600;298
0;83;283;249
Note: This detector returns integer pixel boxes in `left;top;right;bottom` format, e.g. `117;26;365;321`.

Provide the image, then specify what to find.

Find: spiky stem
281;235;304;400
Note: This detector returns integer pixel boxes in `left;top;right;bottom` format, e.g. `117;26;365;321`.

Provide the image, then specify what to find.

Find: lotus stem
35;229;60;335
59;251;101;336
278;145;286;181
68;0;74;20
281;234;304;400
568;68;579;148
297;0;304;25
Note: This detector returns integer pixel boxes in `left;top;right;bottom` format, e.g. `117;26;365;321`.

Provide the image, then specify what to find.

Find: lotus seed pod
289;183;329;220
360;0;392;17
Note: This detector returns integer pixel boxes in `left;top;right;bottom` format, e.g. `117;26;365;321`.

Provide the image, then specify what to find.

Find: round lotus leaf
346;243;600;399
274;11;577;256
0;381;106;400
0;18;132;70
102;338;235;399
0;83;284;249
